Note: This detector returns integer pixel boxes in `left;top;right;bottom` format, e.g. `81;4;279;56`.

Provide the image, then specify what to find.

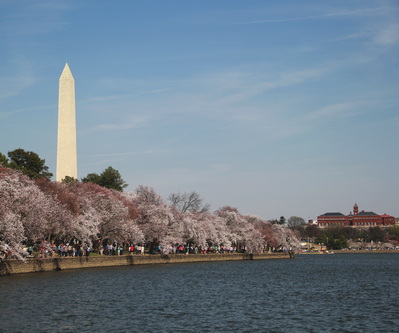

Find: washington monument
56;63;77;181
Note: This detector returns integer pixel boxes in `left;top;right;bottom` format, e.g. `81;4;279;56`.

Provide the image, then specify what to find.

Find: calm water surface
1;253;398;332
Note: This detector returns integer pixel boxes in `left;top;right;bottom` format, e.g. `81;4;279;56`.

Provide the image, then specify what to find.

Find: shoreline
0;252;291;276
300;250;399;254
333;249;399;254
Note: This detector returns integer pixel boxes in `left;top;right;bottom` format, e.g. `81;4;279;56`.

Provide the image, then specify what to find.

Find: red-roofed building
318;204;395;228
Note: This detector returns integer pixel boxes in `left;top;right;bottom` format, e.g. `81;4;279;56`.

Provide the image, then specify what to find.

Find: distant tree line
293;224;399;250
269;213;398;250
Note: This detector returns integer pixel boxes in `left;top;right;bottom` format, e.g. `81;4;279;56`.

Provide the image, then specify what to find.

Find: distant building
317;203;395;228
307;219;318;225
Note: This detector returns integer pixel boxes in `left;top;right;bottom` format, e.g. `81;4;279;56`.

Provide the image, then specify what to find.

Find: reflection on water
1;254;399;332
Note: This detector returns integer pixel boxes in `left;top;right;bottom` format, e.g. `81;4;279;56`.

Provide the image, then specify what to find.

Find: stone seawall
0;253;291;276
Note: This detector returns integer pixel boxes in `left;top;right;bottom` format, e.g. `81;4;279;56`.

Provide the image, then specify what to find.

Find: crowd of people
0;240;290;261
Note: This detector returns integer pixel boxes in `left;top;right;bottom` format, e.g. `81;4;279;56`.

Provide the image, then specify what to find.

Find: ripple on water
1;254;399;332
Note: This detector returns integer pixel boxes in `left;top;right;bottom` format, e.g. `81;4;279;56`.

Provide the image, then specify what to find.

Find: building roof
355;211;378;216
319;212;345;217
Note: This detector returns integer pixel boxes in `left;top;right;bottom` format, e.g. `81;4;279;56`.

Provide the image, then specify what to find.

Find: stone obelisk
56;63;77;181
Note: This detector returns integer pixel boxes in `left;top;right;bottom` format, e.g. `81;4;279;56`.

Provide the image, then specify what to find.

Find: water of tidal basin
1;253;399;332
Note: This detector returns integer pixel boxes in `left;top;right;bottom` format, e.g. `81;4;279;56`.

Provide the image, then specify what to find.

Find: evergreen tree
82;166;127;192
6;148;52;180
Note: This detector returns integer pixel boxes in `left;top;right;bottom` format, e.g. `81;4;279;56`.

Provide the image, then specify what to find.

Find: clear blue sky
1;0;398;220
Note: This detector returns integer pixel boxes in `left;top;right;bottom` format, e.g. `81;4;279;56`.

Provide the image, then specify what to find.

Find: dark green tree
388;226;399;238
269;217;287;225
365;227;385;242
315;233;328;246
81;173;102;184
341;227;360;240
303;225;321;239
82;166;128;192
337;235;348;249
6;148;53;179
0;152;9;166
99;166;128;191
324;232;348;250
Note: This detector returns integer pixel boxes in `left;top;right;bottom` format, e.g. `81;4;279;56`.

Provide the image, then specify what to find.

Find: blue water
1;253;399;332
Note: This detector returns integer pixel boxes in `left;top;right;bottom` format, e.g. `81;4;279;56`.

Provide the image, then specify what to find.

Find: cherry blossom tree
215;206;263;252
0;212;26;259
268;224;301;251
126;185;172;247
160;209;185;252
192;212;231;250
68;182;143;246
1;168;50;241
34;178;77;242
179;211;208;249
253;218;275;250
0;167;65;256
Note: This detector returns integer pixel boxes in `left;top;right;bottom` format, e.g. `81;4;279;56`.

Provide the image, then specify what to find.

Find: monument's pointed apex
60;63;74;80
